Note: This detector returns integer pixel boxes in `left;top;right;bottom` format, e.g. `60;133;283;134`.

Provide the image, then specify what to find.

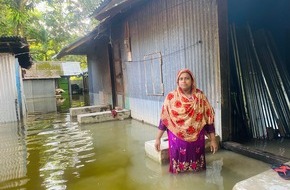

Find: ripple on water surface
0;114;270;190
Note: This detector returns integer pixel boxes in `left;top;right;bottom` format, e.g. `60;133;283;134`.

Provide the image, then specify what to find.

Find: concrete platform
233;161;290;190
145;135;220;164
145;137;169;164
77;109;131;124
70;105;111;117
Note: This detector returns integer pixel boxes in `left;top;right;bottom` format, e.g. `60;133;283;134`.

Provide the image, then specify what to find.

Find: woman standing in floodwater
155;69;218;174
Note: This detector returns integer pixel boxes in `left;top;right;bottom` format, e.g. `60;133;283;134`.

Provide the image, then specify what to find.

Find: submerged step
70;105;111;117
145;135;220;164
77;109;131;124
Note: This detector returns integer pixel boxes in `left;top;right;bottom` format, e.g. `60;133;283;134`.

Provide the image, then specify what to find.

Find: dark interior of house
228;0;290;142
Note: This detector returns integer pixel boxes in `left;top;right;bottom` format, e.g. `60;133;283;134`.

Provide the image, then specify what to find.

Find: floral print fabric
159;121;215;173
160;86;215;142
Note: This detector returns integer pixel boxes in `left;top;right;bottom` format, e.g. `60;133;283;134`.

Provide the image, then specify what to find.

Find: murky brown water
0;112;271;190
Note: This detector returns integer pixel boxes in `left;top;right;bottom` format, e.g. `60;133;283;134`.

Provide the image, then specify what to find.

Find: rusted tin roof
23;61;61;79
0;36;33;69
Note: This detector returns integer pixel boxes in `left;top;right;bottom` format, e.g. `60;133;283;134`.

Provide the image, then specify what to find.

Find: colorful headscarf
160;69;215;142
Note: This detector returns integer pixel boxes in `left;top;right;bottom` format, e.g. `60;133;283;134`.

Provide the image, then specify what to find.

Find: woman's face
178;72;193;92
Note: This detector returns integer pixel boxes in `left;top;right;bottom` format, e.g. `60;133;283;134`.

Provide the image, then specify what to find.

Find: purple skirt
158;121;215;173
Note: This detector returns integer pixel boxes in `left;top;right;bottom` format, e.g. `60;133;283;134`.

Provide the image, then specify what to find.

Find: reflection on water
57;93;90;113
206;159;223;190
0;123;27;189
0;116;270;190
26;93;90;115
0;113;95;190
26;97;57;114
37;122;95;189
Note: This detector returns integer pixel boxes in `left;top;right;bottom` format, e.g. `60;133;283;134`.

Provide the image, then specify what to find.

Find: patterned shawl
160;69;215;142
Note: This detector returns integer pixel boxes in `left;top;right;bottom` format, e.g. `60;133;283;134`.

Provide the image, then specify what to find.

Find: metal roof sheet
62;62;82;76
92;0;144;21
23;61;82;79
54;23;107;59
0;36;33;69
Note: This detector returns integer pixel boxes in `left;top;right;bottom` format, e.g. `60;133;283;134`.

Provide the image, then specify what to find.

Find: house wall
109;0;226;138
0;54;22;123
88;37;113;106
24;79;56;99
23;79;57;114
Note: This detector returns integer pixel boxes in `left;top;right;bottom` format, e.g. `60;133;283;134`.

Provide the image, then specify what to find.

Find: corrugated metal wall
23;80;57;114
23;80;56;98
88;38;113;106
0;54;20;123
115;0;222;135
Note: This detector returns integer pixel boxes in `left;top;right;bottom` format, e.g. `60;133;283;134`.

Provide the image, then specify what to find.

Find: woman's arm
155;129;165;151
208;132;218;154
205;124;218;154
155;120;167;151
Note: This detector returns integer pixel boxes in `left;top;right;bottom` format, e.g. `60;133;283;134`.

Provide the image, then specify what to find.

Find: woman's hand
210;138;218;154
155;138;161;151
155;129;165;151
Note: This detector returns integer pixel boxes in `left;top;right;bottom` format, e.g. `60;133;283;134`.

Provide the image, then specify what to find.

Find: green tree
29;0;100;61
0;0;40;36
0;0;102;63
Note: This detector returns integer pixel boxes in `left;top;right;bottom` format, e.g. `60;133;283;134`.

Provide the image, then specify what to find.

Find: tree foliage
0;0;102;69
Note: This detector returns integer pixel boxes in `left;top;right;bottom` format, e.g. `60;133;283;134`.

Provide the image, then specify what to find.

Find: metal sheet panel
62;62;82;76
93;0;145;20
23;80;56;99
87;38;113;106
0;54;18;123
119;0;222;132
23;79;57;114
129;97;164;125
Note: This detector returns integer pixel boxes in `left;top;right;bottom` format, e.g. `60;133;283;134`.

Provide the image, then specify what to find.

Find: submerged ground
0;112;271;190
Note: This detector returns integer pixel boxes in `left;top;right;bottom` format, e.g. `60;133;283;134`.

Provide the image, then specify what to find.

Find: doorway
228;0;290;142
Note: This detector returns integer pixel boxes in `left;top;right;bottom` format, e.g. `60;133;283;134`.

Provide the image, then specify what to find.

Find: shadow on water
0;112;272;190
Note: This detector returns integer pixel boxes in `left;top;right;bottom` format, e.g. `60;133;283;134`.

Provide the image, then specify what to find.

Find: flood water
0;112;271;190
